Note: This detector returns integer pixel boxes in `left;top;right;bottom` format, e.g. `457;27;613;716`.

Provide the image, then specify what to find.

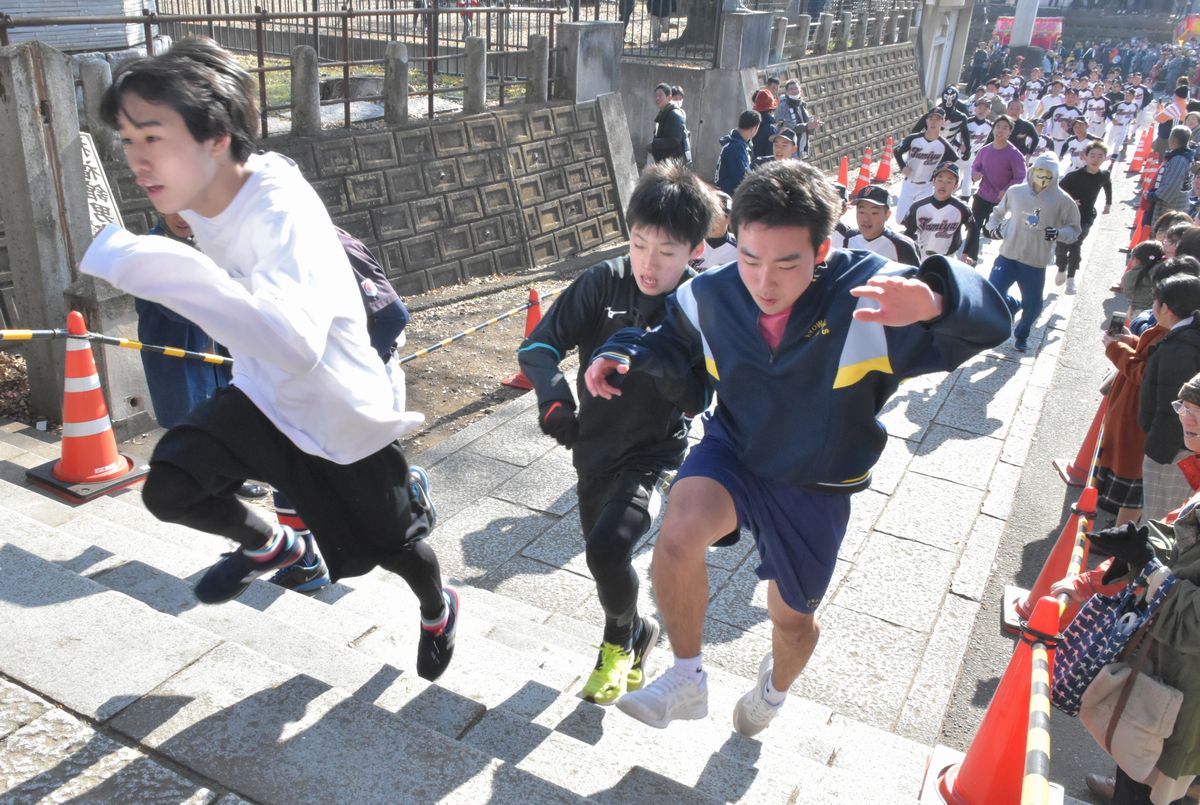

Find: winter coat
1101;325;1168;479
1143;469;1200;778
1140;316;1200;463
714;130;753;196
986;152;1082;267
751;110;777;161
649;102;690;164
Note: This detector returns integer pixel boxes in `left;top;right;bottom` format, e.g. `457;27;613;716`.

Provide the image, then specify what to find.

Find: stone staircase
0;420;934;804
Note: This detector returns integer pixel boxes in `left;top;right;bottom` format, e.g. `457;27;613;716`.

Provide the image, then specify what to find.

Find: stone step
0;538;590;804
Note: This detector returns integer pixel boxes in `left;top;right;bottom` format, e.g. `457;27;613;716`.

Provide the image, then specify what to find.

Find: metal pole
343;5;352;128
428;6;437;118
257;6;269;137
143;9;156;54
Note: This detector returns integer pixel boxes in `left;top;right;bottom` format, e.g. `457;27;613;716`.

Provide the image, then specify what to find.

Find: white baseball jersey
901;195;973;257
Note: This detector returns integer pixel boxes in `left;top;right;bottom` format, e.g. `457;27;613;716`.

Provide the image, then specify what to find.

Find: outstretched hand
584;357;630;399
849;276;944;326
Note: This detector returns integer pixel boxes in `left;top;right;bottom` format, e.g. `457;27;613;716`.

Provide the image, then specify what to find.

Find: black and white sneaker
417;587;458;681
408;465;437;534
195;526;305;604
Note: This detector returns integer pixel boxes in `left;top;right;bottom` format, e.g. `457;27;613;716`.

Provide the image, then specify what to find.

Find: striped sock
243;526;291;562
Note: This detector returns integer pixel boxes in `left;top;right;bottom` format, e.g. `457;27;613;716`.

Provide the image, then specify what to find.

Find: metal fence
0;6;562;136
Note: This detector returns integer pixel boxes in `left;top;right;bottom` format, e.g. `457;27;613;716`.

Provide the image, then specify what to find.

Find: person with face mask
984;153;1082;352
775;79;822;159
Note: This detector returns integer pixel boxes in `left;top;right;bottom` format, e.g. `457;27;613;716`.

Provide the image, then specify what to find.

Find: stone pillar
898;11;911;42
290;45;321;137
464;37;486;114
769;16;788;63
79;59;121;162
385;42;409;126
836;11;853;51
717;11;774;69
795;13;811;57
875;12;889;46
854;11;869;49
0;42;151;434
888;11;900;44
555;21;623;102
1010;0;1037;48
816;12;833;55
528;34;548;104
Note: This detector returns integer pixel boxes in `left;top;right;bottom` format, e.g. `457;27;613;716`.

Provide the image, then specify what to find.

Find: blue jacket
595;250;1012;491
715;130;753;196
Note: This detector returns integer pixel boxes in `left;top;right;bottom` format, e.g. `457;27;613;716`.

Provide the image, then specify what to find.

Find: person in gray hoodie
984;152;1081;351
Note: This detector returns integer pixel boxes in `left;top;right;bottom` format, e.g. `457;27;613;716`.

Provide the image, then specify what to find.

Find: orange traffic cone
874;137;893;183
1053;396;1106;487
837;155;849;187
26;311;149;502
1129;129;1151;173
936;596;1061;805
852;147;873;195
1003;486;1097;632
501;288;543;390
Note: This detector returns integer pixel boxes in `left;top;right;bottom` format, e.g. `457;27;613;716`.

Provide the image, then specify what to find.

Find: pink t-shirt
758;308;791;351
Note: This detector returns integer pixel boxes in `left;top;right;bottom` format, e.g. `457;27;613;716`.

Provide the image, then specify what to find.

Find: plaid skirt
1141;452;1193;524
1094;466;1143;513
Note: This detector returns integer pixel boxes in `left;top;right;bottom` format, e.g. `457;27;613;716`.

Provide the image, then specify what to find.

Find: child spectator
648;82;690;166
81;38;456;681
517;161;713;705
1119;240;1167;322
1140;273;1200;521
1056;140;1112;294
583;160;1010;735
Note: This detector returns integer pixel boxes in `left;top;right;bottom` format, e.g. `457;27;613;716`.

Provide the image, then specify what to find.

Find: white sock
763;675;787;707
673;654;704;678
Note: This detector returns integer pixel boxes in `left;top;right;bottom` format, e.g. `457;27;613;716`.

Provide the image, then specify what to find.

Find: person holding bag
1054;370;1200;805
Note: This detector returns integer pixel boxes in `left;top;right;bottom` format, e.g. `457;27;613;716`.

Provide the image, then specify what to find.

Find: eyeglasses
1171;400;1200;417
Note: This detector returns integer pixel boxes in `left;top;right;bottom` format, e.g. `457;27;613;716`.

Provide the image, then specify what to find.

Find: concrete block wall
764;42;927;173
5;0;149;51
98;101;625;297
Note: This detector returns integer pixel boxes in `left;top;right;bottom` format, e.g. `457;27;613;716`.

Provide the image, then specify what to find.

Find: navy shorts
676;416;851;614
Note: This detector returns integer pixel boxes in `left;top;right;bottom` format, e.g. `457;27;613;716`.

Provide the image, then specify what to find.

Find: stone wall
763;42;927;172
97;101;625;298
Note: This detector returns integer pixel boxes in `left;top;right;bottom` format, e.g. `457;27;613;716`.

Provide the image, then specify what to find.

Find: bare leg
767;581;819;689
652;476;739;658
1115;506;1142;526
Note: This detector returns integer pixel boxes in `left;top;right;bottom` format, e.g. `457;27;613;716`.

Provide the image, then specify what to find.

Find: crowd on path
62;25;1200;805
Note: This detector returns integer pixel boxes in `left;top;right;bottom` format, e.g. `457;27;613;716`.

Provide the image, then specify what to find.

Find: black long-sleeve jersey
517;257;705;475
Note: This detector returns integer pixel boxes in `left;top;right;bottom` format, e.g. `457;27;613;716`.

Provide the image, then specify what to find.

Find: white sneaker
616;664;708;728
733;653;784;736
1054;270;1067;286
1065;277;1077;295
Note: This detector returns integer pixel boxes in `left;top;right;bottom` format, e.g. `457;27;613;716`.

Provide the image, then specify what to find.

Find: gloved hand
538;399;579;448
1085;522;1156;570
983;226;1003;241
1044;227;1058;242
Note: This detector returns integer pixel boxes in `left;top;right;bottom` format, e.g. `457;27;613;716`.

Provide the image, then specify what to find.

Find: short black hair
729;160;838;252
1155;252;1200;278
100;37;258;163
625;161;715;249
670;85;684;98
1177;228;1200;261
992;114;1014;129
654;82;671;95
1084;140;1108;155
1153;271;1200;318
1154;210;1193;236
738;110;762;130
1165;222;1193;243
1169;124;1192;148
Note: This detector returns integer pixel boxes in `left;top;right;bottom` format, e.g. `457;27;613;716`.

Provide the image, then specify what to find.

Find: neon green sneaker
626;617;661;692
581;642;634;705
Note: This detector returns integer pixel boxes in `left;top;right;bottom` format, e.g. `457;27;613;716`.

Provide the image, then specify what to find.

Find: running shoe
409;465;437;534
616;664;708;728
626;616;661;691
417;587;458;681
269;556;331;592
194;526;305;604
732;653;784;737
581;642;634;705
